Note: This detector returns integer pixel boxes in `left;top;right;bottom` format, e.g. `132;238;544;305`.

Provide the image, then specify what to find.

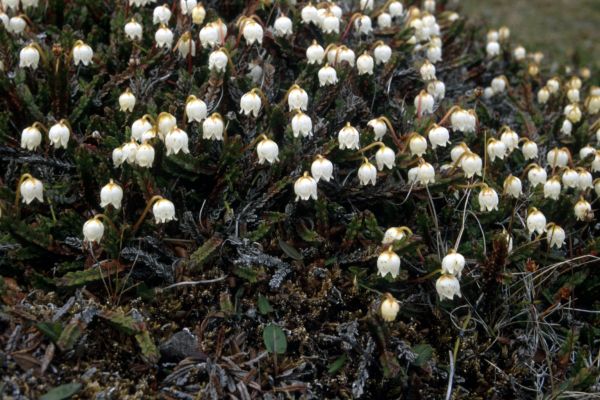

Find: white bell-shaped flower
112;146;125;167
153;198;176;223
420;60;436;81
428;125;449;149
19;43;41;69
338;123;360;150
301;3;319;25
131;116;153;142
100;179;123;209
527;164;547;188
374;42;392;65
72;40;93;66
9;16;27;35
567;88;580;103
521;139;538;160
357;52;374;75
427;43;442;63
83;217;104;243
503;175;522;198
199;23;219;48
165;127;189;156
125;18;143;40
136;142;155;167
306;41;325;64
377;12;392;29
377;246;400;278
577;168;593;190
155;24;174;48
318;64;338;86
273;16;293;37
478;185;499;212
537;87;550;104
294;172;318;201
185;95;207;122
240;89;262;117
202;113;225;141
367;117;387;140
487;138;507;162
122;140;139;164
416;160;435;185
451;108;477;133
382;227;411;244
119;88;136;112
500;128;519;153
2;0;19;11
380;293;399;322
306;155;332;184
291;111;313;138
561;168;579;189
256;136;279;164
486;41;500;58
152;112;174;137
208;48;228;72
388;1;403;17
460;152;483;178
241;18;263;45
19;175;44;204
179;0;196;15
547;147;570;168
375;145;395;170
191;3;206;24
414;91;434;116
321;12;340;34
436;274;462;301
48;120;71;149
574;198;593;221
491;75;508;94
579;145;596;160
546;223;565;249
451;143;470;162
409;133;428;157
287;85;308;111
513;46;526;60
427;80;445;100
153;5;171;24
175;32;196;59
527;208;546;235
21;124;42;151
544;176;561;200
441;249;465;278
564;103;582;124
358;158;377;186
593;152;600;173
354;14;372;35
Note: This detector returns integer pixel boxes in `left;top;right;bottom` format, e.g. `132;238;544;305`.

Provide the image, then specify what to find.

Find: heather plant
0;0;599;398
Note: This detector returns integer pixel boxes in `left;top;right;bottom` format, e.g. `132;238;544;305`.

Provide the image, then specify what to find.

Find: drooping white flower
503;175;522;198
564;103;582;124
521;139;538;160
321;11;340;34
287;85;308;111
208;48;228;72
441;250;465;278
414;91;434;116
416;160;435;185
122;140;139;164
486;41;500;58
500;128;519;153
427;80;445;100
451;108;477;133
273;16;293;37
427;43;442;63
373;42;392;65
119;88;136;112
301;3;319;25
574;198;593;221
420;60;436;81
377;12;392;29
577;168;593;190
388;1;403;17
428;125;450;149
19;43;41;69
338;123;360;150
83;217;104;243
153;5;171;24
357;52;374;75
155;24;174;49
291;111;313;138
311;155;333;182
157;112;177;136
112;146;125;167
367;117;387;140
451;143;470;163
179;0;196;16
527;208;546;235
537;87;550;104
375;145;395;170
546;223;565;249
19;176;44;204
544;176;561;200
9;16;27;35
561;168;579;189
567;88;580;103
377;246;400;278
165;127;189;156
513;45;526;60
134;142;154;167
202;113;225;141
354;14;373;35
152;198;176;223
478;185;499;212
487;138;507;162
306;41;325;64
21;124;43;151
240;89;262;117
460;152;483;178
72;40;93;66
527;164;547;188
185;95;207;122
131;116;153;142
409;133;428;157
175;32;196;59
48;120;71;149
491;75;508;94
256;136;279;164
382;227;411;244
436;274;461;301
100;179;123;209
380;293;400;321
191;4;206;25
318;64;338;86
294;172;318;201
546;147;570;168
240;18;263;45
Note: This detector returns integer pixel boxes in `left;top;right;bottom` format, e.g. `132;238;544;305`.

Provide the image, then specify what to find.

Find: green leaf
233;266;259;283
412;344;433;367
263;323;287;354
327;354;347;374
278;239;303;260
40;383;82;400
36;322;63;343
134;330;159;364
190;235;223;271
56;320;84;351
56;263;125;287
100;310;140;335
258;294;274;315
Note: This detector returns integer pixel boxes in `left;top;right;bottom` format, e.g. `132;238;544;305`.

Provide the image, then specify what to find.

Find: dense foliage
0;0;599;398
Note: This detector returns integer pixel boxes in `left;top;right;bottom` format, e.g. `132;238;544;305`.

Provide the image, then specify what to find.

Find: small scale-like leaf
263;323;287;354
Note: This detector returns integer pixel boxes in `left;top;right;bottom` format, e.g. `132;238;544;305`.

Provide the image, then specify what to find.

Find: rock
159;329;199;362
